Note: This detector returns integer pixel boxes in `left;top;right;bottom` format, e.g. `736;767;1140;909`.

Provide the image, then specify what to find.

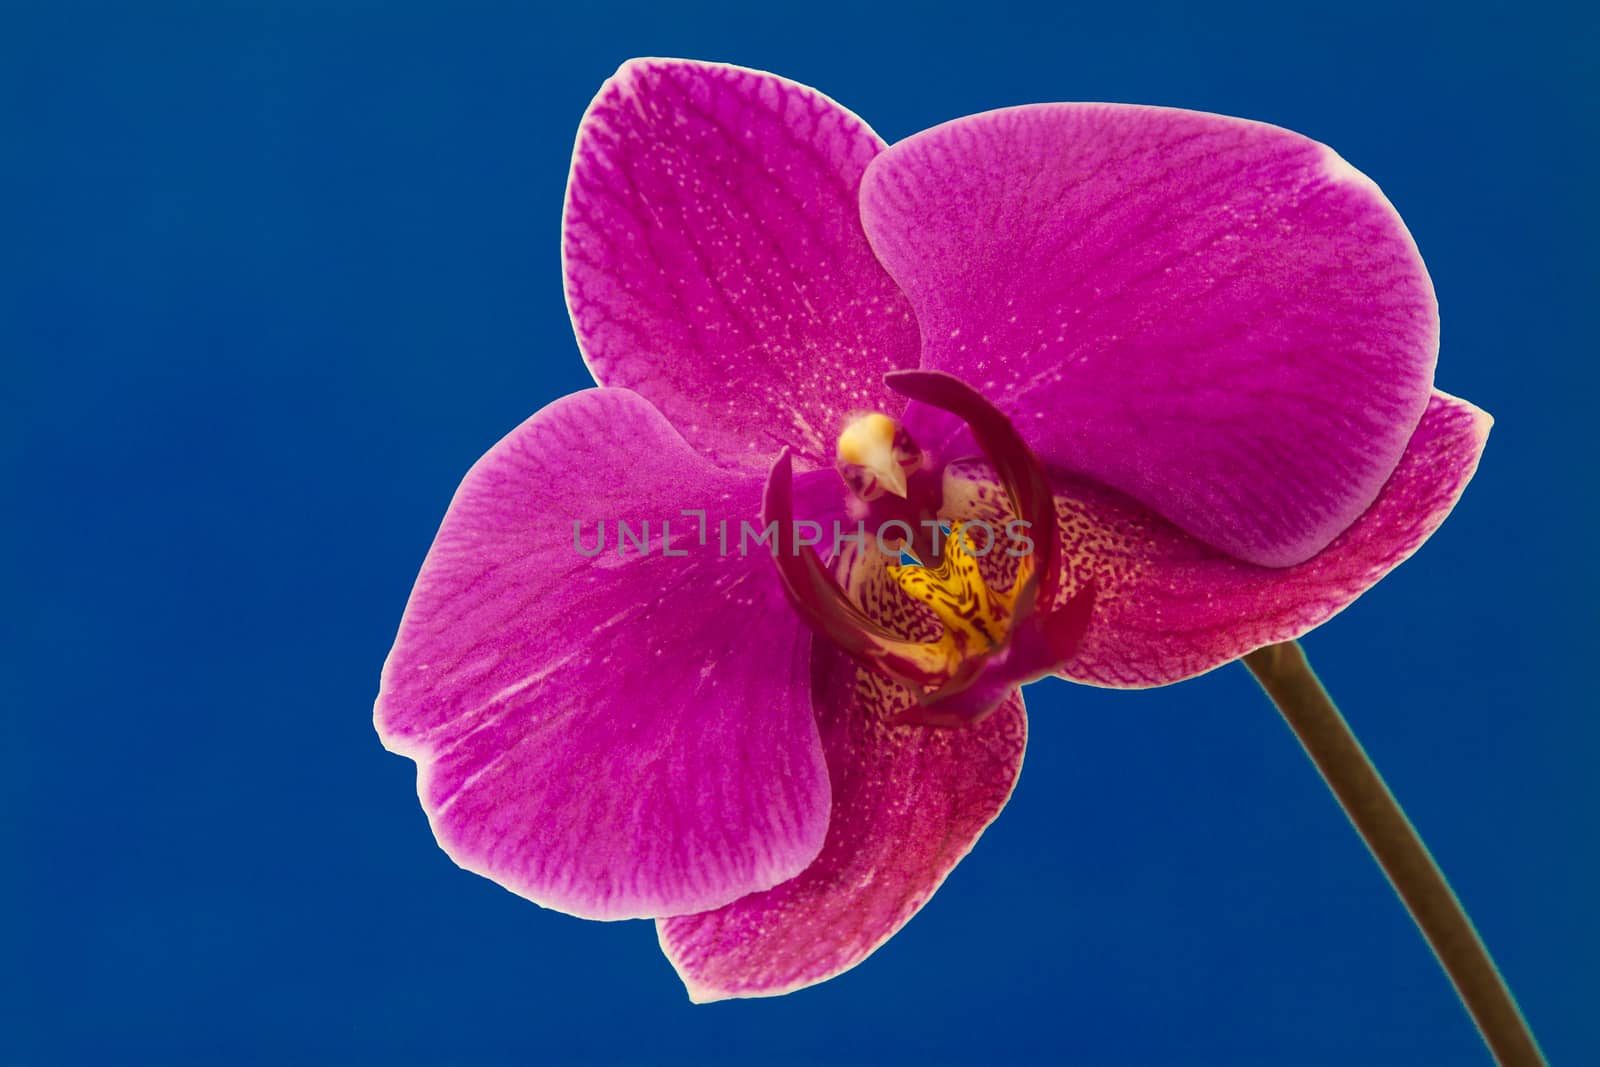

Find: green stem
1242;641;1544;1067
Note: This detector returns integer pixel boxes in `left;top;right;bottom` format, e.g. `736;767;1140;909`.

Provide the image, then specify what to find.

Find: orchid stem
1241;641;1544;1067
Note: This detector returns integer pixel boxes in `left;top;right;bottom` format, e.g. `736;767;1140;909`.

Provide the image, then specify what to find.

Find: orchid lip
764;371;1091;725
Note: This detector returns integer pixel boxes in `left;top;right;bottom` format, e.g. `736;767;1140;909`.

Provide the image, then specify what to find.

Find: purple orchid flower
376;59;1487;1003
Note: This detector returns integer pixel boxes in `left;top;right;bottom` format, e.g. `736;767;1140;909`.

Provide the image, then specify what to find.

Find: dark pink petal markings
657;646;1026;1001
945;392;1490;688
860;103;1439;568
563;59;921;471
375;388;829;920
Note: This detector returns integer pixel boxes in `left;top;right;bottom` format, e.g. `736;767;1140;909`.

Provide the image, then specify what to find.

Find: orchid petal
563;59;920;470
945;392;1489;688
861;103;1438;567
375;388;829;920
657;645;1025;1001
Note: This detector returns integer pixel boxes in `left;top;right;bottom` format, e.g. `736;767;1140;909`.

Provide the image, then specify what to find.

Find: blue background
6;1;1596;1063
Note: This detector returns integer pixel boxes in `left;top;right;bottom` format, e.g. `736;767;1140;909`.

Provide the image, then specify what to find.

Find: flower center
763;370;1078;723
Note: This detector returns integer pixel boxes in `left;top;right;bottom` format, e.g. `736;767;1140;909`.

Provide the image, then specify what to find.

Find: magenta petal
861;104;1439;566
1015;391;1487;687
375;389;829;920
563;59;920;470
657;649;1025;1001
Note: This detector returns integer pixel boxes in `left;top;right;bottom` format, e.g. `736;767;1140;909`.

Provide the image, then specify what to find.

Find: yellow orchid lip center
887;520;1035;677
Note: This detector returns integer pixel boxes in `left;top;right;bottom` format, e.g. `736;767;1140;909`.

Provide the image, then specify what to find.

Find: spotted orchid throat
767;370;1095;729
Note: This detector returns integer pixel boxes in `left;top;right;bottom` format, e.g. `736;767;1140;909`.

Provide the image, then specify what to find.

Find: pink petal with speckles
948;392;1489;688
861;103;1439;568
563;59;920;471
375;388;829;920
657;644;1025;1001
